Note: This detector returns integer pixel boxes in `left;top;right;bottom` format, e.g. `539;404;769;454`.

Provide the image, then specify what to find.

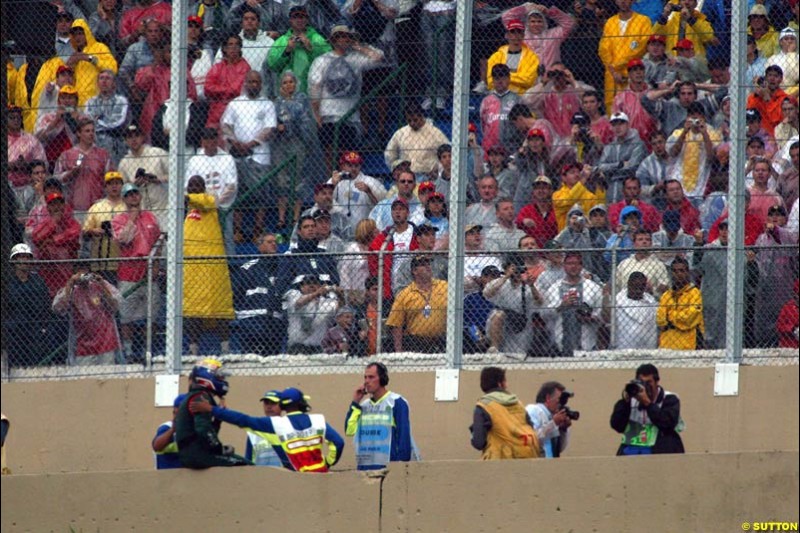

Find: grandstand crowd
3;0;799;366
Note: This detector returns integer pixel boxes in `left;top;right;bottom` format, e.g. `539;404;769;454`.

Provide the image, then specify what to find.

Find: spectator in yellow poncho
183;175;235;356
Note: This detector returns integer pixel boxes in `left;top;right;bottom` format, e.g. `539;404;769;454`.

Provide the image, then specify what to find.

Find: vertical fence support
725;1;748;364
444;0;473;371
165;0;189;374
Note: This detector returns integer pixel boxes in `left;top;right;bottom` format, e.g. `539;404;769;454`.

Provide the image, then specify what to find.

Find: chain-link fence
2;0;799;380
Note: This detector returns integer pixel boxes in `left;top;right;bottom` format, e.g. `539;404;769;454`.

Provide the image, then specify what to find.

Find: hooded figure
31;19;118;109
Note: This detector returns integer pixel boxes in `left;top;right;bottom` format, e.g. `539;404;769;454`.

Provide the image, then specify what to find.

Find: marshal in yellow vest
477;394;540;460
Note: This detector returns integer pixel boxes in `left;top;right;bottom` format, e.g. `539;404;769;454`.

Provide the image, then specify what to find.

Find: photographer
610;364;685;455
526;381;575;458
82;171;128;284
665;101;722;202
483;253;544;355
118;123;170;229
52;256;123;366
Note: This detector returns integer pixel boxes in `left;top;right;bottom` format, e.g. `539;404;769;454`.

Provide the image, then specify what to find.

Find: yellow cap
59;84;78;95
104;171;123;182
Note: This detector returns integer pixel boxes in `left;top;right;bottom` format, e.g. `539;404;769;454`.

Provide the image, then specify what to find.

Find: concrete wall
1;365;798;474
2;452;798;532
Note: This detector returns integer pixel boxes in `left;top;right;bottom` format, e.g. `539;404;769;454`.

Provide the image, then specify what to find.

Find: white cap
610;111;630;123
779;27;797;40
10;243;33;260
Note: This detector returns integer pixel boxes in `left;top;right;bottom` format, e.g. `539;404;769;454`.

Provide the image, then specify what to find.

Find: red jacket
664;198;700;235
608;200;662;233
777;299;799;348
31;207;81;296
514;202;558;248
707;211;765;246
368;227;419;299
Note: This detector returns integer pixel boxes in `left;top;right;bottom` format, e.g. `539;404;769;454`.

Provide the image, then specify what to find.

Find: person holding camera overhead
610;363;685;455
526;381;576;458
82;170;128;285
52;252;124;366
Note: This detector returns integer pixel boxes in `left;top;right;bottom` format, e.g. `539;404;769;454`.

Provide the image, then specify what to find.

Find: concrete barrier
2;452;797;532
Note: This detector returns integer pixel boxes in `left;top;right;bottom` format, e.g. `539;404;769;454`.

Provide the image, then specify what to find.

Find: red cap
673;38;694;50
56;65;74;76
627;58;645;70
45;192;65;204
418;181;436;193
561;162;582;175
428;191;445;202
648;34;667;44
391;197;409;209
506;20;525;32
188;15;203;26
468;122;477;133
527;127;546;139
339;150;363;165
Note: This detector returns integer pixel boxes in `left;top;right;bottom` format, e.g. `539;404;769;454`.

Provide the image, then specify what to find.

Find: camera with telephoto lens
135;167;156;182
625;379;646;397
339;171;353;180
77;272;96;285
575;301;593;318
558;390;580;420
689;118;701;127
670;3;681;11
100;220;113;236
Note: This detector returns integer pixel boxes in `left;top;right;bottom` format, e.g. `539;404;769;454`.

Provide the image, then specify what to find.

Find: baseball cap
391;197;409;209
662;209;682;232
10;243;33;260
121;183;140;197
59;85;78;96
567;204;585;217
187;15;203;26
627;58;645;70
481;265;502;277
298;273;321;285
391;159;411;171
428;191;445;202
780;27;797;40
410;255;432;269
56;65;74;76
673;38;694;50
749;4;768;17
418;181;436;193
610;111;630;123
339;150;363;165
648;34;667;44
104;170;124;182
527;127;546;139
336;305;356;318
414;222;439;236
506;20;525;31
289;5;308;16
330;24;353;37
532;175;552;186
543;239;562;250
173;393;188;409
745;108;762;122
312;208;331;220
465;224;483;234
589;204;607;215
260;390;282;403
45;192;65;204
314;182;334;194
124;123;143;137
280;387;310;405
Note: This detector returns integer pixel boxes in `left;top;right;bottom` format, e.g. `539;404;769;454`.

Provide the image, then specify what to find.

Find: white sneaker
472;81;488;94
421;97;432;110
435;96;446;110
